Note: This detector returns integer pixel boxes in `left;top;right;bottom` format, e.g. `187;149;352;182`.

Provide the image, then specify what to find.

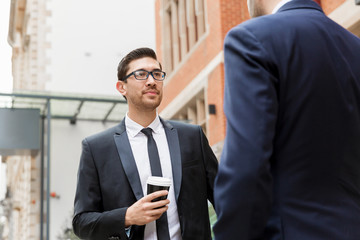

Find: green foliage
208;202;217;239
56;210;80;240
57;227;80;240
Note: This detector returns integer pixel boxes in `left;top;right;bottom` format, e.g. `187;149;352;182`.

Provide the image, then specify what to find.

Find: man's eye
135;71;147;78
153;72;162;78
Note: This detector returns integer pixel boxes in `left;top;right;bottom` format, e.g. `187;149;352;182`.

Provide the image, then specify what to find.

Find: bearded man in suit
73;47;218;240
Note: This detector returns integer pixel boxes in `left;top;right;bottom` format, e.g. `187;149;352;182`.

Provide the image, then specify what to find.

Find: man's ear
116;81;126;97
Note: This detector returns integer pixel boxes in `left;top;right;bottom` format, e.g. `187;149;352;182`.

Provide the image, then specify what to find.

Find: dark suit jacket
214;1;360;239
73;118;218;240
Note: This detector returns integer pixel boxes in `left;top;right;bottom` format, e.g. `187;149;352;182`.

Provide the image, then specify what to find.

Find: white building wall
49;120;117;239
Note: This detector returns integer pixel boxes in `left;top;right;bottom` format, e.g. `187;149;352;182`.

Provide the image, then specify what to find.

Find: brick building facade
155;0;360;158
2;0;49;239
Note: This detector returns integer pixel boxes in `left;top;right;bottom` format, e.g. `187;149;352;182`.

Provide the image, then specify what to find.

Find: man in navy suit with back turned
73;47;218;240
214;0;360;239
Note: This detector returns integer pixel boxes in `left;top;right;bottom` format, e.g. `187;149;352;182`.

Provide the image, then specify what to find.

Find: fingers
125;198;169;226
148;199;170;210
125;190;170;226
142;198;169;213
138;208;166;224
147;203;169;215
145;190;169;201
144;190;170;210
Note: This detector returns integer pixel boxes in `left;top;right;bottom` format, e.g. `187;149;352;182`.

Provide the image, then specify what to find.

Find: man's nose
145;73;156;86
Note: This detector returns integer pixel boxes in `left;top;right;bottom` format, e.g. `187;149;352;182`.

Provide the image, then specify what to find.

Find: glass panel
107;103;128;121
0;91;127;122
51;99;80;117
79;101;115;120
12;97;47;114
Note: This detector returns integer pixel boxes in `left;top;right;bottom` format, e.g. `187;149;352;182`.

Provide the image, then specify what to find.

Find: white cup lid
147;176;172;187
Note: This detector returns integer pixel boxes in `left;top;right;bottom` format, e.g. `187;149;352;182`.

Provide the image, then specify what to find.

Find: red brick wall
220;0;249;39
158;0;224;110
155;0;249;145
155;0;163;64
207;63;226;144
154;0;249;145
154;0;346;145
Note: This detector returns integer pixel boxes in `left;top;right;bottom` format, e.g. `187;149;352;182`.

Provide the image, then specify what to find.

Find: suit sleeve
199;126;218;206
214;25;278;239
72;139;129;240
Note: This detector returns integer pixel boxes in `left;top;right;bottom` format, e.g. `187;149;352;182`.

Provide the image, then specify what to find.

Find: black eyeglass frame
121;69;166;81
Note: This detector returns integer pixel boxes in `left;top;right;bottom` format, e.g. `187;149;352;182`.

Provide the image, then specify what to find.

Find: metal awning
0;90;128;240
0;90;128;123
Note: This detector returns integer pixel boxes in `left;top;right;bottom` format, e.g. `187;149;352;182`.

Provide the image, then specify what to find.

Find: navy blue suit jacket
214;1;360;239
73;118;218;240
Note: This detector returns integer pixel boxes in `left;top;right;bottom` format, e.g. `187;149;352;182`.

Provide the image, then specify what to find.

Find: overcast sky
0;0;12;94
46;0;156;95
0;0;156;200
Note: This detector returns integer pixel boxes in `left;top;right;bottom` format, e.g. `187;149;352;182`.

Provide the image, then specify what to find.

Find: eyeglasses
122;70;166;81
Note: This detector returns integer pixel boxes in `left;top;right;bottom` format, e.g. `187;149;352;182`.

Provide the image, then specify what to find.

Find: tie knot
141;128;153;138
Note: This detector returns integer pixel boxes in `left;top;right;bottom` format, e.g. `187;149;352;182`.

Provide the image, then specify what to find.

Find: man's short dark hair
117;47;162;82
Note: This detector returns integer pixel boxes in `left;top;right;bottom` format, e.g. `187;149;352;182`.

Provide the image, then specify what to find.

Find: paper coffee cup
147;176;172;202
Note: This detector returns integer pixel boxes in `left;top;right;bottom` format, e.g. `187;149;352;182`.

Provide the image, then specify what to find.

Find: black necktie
141;128;170;240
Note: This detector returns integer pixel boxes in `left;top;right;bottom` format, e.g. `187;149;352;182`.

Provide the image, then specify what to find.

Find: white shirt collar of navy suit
125;112;162;138
272;0;292;13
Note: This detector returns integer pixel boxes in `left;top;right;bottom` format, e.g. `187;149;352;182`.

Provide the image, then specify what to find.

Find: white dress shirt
272;0;292;14
125;114;182;240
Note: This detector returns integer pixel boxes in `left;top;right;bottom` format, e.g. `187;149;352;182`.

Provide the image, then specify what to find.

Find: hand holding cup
147;176;172;202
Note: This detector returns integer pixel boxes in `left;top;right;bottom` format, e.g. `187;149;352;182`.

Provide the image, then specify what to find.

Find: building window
162;0;206;73
172;89;207;134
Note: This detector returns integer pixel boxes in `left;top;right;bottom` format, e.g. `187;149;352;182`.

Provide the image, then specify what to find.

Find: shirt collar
272;0;292;14
125;113;162;138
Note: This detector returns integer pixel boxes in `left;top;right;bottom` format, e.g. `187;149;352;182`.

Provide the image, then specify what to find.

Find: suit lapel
161;118;182;201
114;119;144;200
